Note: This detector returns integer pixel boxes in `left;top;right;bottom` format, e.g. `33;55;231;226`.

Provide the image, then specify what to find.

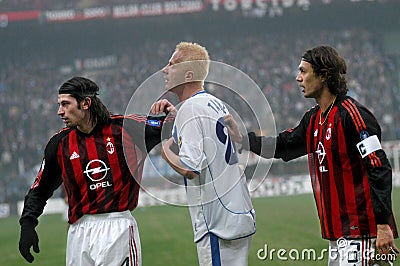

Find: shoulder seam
341;99;366;133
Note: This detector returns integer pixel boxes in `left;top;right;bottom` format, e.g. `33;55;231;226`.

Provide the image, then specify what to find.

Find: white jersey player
172;90;256;243
169;91;256;266
153;42;256;266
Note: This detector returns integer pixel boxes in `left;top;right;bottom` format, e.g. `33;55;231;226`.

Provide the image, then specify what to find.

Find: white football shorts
196;232;252;266
66;210;141;266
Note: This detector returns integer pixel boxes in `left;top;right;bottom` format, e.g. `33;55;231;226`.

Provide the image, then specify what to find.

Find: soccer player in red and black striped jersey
225;46;399;265
18;76;172;265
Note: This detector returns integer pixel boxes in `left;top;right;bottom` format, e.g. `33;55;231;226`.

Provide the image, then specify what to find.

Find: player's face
162;50;187;92
57;94;87;128
296;60;324;99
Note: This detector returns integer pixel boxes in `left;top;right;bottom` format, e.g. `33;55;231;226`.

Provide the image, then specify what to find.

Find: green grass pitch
1;189;399;265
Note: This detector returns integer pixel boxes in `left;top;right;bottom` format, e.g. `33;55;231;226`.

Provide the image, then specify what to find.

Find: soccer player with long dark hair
18;76;171;265
225;46;399;265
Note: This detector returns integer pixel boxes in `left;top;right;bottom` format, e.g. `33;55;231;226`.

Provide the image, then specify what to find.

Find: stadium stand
1;1;400;211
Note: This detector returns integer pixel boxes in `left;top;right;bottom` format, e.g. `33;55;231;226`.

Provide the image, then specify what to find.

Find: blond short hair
175;42;210;81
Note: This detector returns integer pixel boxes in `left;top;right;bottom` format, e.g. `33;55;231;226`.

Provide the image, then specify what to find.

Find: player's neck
317;91;337;113
180;83;204;102
77;117;96;134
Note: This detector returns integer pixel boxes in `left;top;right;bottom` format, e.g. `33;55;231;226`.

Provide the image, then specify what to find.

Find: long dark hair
302;46;348;96
59;76;111;126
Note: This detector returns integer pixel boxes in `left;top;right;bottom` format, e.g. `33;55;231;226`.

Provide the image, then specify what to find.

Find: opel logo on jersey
315;142;328;173
84;159;110;182
316;142;326;164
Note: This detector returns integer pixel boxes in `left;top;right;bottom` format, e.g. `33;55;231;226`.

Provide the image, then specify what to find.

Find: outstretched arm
224;113;308;161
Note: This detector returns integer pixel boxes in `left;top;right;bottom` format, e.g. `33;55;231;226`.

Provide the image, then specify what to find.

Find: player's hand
376;224;399;258
19;221;40;263
224;114;243;143
151;99;177;115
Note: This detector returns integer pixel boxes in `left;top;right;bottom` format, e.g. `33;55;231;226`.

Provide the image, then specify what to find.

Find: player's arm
162;103;205;179
144;99;176;151
349;107;393;223
123;114;172;152
144;115;167;152
225;110;311;161
123;97;177;152
345;104;398;255
19;134;63;263
162;137;198;179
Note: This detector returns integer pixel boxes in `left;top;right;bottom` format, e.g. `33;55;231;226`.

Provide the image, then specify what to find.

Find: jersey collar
190;90;206;98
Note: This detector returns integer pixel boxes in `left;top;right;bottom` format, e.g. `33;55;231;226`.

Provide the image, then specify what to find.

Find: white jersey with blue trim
172;91;256;242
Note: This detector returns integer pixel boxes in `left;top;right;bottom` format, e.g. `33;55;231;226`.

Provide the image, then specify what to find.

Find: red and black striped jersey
247;95;398;240
20;114;169;224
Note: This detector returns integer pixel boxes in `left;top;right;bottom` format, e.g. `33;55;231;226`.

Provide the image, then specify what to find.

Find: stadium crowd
1;27;399;204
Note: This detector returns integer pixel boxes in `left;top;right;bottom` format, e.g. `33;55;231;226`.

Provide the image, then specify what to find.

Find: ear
81;97;91;110
320;72;328;84
185;70;194;81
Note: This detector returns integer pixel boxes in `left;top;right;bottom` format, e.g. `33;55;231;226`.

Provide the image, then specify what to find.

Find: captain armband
356;135;382;158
